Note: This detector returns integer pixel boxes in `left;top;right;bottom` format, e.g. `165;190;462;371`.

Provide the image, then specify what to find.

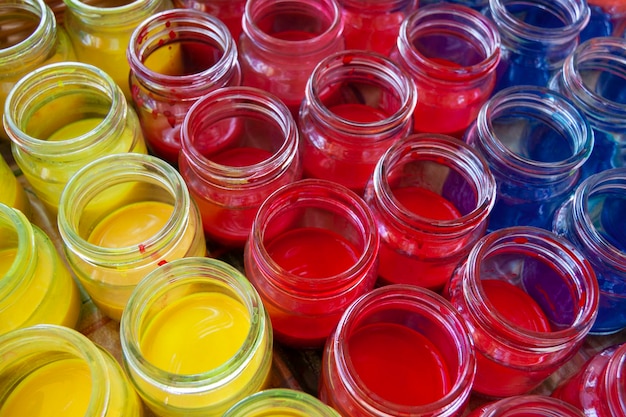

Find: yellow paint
48;118;103;141
0;157;31;218
0;358;92;417
0;225;81;335
78;200;205;320
141;292;251;375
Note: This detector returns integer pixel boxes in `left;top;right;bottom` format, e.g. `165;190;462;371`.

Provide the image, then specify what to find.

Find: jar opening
0;2;41;50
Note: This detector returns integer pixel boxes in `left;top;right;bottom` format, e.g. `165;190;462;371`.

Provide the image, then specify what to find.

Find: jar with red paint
238;0;345;116
338;0;418;56
552;168;626;335
244;179;379;348
319;284;475;417
179;86;302;248
466;395;586;417
299;49;417;194
127;8;241;164
552;343;626;416
363;133;496;291
391;3;500;137
444;226;599;398
172;0;246;41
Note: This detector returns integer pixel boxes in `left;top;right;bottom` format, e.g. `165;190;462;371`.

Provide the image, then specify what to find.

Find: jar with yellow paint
63;0;173;100
120;257;273;417
0;324;143;417
224;389;342;417
0;155;31;219
4;62;147;217
0;0;75;141
57;153;207;321
0;203;80;336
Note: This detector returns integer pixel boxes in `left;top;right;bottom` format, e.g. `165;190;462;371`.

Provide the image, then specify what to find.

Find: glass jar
552;168;626;335
0;203;80;336
299;49;417;195
179;86;302;248
444;226;599;398
338;0;417;56
238;0;345;116
0;0;75;141
486;0;590;93
4;62;146;217
127;8;241;164
224;389;341;417
172;0;246;41
464;85;593;232
391;3;500;137
552;343;626;416
319;285;476;417
120;257;273;417
0;155;30;219
244;179;379;348
0;324;143;417
466;395;586;417
63;0;172;100
57;153;207;321
363;133;496;291
549;37;626;179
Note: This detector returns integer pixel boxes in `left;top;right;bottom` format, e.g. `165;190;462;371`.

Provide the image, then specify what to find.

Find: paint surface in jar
88;201;173;248
48;118;104;141
328;103;390;123
393;186;462;221
265;227;360;278
211;147;274;166
0;358;92;417
347;322;452;406
481;279;551;332
140;292;250;374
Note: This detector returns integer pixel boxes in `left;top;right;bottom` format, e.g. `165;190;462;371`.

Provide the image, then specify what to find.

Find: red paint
271;30;318;41
347;322;452;406
328;103;389;123
210;147;273;167
482;279;551;332
393;186;462;221
342;9;406;56
266;227;359;278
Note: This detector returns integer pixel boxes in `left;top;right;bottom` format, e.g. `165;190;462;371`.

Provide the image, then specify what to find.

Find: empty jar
121;257;274;417
444;226;599;397
244;179;379;348
127;8;241;164
57;153;207;321
391;3;501;137
299;49;417;194
464;85;593;231
553;167;626;334
319;284;476;417
363;133;496;291
4;62;146;216
238;0;345;116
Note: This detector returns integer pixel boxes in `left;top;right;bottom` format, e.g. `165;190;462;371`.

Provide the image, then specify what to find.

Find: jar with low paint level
319;285;476;417
238;0;345;116
179;86;302;248
0;324;143;417
444;226;599;398
127;8;241;164
244;179;379;348
552;167;626;335
299;49;417;194
464;85;593;232
363;133;496;291
391;3;500;137
4;62;146;217
57;153;207;321
224;389;341;417
0;0;75;140
121;257;273;417
0;203;80;336
63;0;173;100
552;342;626;417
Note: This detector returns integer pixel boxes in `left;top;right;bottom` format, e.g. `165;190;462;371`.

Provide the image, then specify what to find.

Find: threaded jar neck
63;0;166;28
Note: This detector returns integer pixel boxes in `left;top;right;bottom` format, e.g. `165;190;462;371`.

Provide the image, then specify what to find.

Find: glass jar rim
0;204;36;299
64;0;163;27
474;394;588;416
223;388;341;416
0;0;54;64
